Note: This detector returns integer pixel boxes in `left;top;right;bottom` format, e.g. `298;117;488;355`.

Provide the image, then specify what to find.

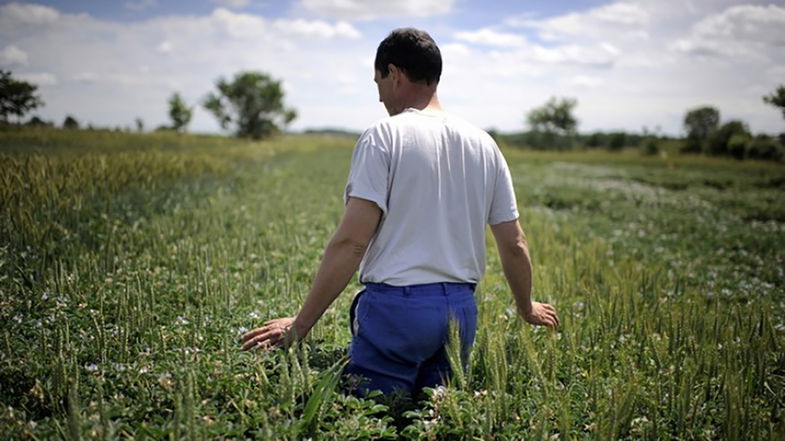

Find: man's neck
399;91;442;114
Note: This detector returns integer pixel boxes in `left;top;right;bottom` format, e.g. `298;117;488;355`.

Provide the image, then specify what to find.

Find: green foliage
62;115;79;130
727;134;749;160
26;116;53;127
167;92;192;133
526;97;578;139
203;71;297;140
763;84;785;121
682;106;720;153
586;132;602;148
746;135;784;161
0;70;44;123
706;120;749;156
607;131;626;151
642;136;659;155
1;129;784;439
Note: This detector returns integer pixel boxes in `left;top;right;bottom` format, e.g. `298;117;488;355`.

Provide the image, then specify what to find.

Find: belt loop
440;282;447;296
403;286;411;297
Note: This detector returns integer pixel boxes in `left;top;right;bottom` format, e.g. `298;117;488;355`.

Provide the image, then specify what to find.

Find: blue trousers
343;282;477;398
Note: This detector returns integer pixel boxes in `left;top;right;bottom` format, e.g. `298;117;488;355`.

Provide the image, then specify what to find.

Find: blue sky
1;0;784;135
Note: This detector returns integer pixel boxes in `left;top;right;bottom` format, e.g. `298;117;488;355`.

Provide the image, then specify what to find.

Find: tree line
494;87;785;162
0;70;297;140
2;67;783;160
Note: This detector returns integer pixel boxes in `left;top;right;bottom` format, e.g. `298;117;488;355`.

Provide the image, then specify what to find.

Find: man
241;28;559;398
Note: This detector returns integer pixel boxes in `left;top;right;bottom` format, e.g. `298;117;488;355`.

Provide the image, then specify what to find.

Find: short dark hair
375;28;442;86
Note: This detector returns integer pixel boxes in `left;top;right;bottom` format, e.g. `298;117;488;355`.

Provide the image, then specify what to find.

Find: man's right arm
490;219;559;329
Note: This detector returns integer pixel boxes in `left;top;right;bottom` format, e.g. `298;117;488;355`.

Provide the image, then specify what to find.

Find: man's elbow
498;239;529;259
330;235;370;258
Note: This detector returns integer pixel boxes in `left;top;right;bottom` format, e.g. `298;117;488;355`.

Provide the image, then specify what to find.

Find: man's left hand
240;317;297;351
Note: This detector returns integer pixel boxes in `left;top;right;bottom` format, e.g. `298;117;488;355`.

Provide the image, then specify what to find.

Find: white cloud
0;2;59;26
673;5;785;59
157;40;173;53
569;75;604;88
209;0;251;9
509;2;650;41
0;44;28;66
73;72;98;83
454;29;526;48
0;1;781;136
19;72;57;86
0;4;377;133
125;0;157;11
274;19;361;39
592;2;649;25
299;0;453;20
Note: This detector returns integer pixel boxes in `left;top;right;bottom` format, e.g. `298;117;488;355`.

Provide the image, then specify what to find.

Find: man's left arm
240;197;381;351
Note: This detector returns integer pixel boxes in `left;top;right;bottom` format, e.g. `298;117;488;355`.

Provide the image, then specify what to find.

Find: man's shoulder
369;109;495;142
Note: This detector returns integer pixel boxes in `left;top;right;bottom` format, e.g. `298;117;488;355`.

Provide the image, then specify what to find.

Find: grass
1;127;784;440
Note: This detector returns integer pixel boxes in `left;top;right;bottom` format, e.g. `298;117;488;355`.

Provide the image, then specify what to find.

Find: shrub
642;137;659;155
608;132;626;151
705;120;749;156
727;134;749;160
746;135;783;161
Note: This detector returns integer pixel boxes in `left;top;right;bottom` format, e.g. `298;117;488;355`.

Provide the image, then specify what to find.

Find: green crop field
1;127;784;440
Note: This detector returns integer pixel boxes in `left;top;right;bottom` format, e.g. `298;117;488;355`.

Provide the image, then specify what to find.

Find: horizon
1;0;784;137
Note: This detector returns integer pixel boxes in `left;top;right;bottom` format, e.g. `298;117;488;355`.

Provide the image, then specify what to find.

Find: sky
1;0;784;136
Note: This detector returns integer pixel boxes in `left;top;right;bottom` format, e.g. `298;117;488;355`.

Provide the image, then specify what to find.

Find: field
1;127;784;440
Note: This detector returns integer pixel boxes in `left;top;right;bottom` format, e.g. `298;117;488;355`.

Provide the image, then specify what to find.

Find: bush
746;135;783;161
642;137;659;155
727;134;749;160
63;115;79;129
680;134;703;153
586;132;603;148
705;120;749;156
608;132;626;151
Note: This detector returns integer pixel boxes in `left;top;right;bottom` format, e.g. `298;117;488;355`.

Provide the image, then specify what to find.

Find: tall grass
1;128;783;439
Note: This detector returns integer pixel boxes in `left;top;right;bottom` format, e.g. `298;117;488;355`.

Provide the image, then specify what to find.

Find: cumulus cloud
299;0;453;20
209;0;251;9
454;29;526;48
157;40;173;53
125;0;157;11
673;5;785;59
0;44;28;66
0;0;781;135
509;1;650;41
18;72;57;86
440;0;784;134
0;2;59;26
0;3;374;132
275;19;361;39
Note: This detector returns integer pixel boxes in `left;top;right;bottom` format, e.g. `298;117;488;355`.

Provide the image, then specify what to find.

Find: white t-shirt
344;107;519;285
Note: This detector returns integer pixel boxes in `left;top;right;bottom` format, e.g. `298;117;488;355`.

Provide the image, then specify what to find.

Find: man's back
345;107;519;286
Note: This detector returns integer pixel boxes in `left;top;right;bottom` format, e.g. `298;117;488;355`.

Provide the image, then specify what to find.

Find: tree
63;115;79;129
526;97;578;136
203;71;297;139
706;120;749;156
168;92;192;133
682;106;719;153
0;70;43;123
763;85;785;121
26;116;52;127
608;132;626;151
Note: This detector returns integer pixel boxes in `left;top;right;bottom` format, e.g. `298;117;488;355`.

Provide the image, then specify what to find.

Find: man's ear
388;63;402;84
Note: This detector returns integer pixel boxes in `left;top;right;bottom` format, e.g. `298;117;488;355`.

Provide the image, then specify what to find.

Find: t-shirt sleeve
488;150;519;225
344;128;390;215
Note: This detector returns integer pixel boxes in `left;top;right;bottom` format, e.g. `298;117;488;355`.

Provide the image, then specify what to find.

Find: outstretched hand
240;317;297;351
521;301;559;330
